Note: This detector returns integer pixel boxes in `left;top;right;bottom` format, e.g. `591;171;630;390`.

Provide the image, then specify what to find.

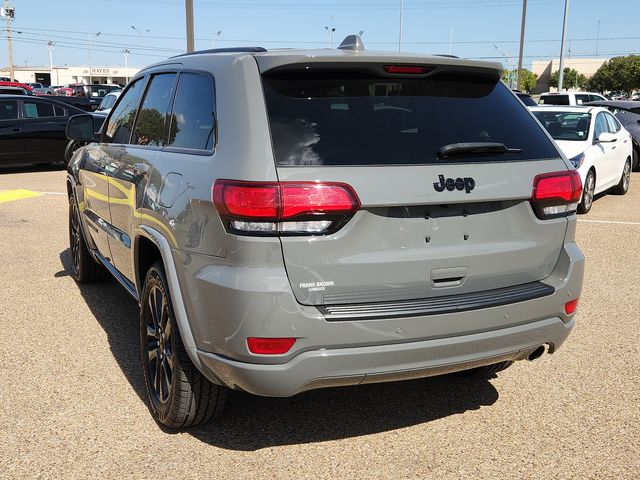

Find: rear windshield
533;111;591;141
539;95;570;105
262;70;559;166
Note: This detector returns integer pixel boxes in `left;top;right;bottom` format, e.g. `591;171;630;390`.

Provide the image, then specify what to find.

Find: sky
1;0;638;70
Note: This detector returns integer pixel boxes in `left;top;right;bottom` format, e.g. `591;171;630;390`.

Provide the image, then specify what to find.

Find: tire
577;169;595;214
612;159;631;195
140;261;228;429
455;361;514;379
633;147;639;172
68;195;108;283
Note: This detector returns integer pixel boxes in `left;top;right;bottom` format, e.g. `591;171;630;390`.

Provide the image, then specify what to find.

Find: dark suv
66;36;584;429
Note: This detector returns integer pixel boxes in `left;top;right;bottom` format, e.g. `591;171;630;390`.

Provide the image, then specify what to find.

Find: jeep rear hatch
255;63;572;306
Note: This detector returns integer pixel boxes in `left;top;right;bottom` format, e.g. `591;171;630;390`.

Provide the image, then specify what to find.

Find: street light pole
324;17;335;48
211;30;221;49
122;49;130;84
398;0;404;52
2;0;15;81
131;26;150;66
494;44;514;89
87;31;101;85
557;0;570;92
595;19;602;56
516;0;527;91
47;41;54;85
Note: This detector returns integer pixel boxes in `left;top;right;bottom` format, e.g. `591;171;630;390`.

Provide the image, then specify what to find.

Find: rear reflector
213;180;360;235
565;299;579;315
532;170;582;219
247;337;296;355
383;65;433;74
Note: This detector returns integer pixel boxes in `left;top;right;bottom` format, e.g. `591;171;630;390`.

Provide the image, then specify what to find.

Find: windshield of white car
533;111;591;142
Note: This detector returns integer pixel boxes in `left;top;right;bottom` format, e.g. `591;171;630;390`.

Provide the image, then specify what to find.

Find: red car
0;81;34;94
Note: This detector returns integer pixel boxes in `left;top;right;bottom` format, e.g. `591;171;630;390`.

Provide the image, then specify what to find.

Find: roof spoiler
338;35;365;51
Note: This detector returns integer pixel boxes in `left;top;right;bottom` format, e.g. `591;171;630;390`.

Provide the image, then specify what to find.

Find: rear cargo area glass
262;70;559;166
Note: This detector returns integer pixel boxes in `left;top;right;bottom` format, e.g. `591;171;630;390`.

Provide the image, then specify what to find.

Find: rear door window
575;94;590;105
132;73;177;146
262;69;558;166
23;101;56;118
166;73;215;151
605;112;621;133
0;100;18;120
539;95;570;105
104;78;145;144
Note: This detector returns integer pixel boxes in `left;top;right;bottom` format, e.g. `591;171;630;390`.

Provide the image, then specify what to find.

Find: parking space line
0;189;66;196
0;189;43;204
578;219;640;226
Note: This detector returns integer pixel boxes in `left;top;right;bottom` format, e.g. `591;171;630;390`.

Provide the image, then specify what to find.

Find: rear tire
633;147;639;172
577;170;595;214
455;361;514;379
68;195;108;283
612;159;631;195
140;261;228;429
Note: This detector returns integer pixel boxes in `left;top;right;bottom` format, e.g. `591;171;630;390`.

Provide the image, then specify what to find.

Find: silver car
66;35;584;429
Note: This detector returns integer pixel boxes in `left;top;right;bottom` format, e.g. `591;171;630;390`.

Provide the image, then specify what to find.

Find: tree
501;68;516;89
549;68;587;90
587;55;640;96
518;68;538;93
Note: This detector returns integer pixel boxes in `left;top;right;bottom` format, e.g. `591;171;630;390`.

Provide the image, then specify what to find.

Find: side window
23;101;55;118
605;112;621;133
166;73;215;151
575;94;589;105
0;100;18;120
132;73;177;146
590;94;606;102
594;113;610;138
104;78;145;144
54;105;66;117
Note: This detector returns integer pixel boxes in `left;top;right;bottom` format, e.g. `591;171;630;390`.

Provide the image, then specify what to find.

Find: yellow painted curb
0;189;43;204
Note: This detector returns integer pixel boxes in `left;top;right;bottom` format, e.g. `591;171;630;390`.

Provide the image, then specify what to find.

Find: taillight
565;298;579;315
247;337;296;355
213;180;360;235
531;170;582;219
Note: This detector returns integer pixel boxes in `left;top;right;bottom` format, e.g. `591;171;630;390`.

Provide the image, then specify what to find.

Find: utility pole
325;17;335;48
557;0;569;92
122;49;130;83
398;0;404;52
449;27;453;56
2;0;15;81
595;19;602;56
516;0;527;91
47;41;54;86
185;0;195;52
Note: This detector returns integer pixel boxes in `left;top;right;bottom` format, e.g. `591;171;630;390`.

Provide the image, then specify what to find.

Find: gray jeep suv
66;36;584;429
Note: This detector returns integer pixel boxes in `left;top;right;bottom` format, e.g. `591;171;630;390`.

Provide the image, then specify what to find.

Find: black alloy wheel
145;283;175;406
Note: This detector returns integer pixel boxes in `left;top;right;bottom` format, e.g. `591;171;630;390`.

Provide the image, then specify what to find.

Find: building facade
531;58;607;93
0;65;140;87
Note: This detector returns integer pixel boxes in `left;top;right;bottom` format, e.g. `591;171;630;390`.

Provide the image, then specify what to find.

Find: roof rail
171;47;267;58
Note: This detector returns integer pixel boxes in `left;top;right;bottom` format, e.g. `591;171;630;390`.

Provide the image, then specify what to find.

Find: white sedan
531;106;632;213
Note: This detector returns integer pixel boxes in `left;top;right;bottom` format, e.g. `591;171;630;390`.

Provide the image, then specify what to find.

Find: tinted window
105;79;145;144
167;73;215;151
605;112;621;133
0;100;18;120
589;94;606;102
533;111;591;142
132;73;176;146
539;95;570;105
54;105;66;117
516;93;537;106
23;101;55;118
595;113;610;138
575;94;590;105
263;71;558;166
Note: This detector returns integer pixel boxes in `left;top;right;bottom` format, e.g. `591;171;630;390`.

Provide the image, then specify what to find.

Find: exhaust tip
528;345;546;361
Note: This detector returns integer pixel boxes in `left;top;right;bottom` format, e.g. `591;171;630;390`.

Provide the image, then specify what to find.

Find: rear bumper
197;317;573;397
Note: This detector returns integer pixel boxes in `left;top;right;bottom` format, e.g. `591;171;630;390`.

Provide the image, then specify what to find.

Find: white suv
539;92;607;106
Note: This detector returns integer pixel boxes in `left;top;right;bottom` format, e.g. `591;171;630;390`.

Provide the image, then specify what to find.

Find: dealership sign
81;68;120;75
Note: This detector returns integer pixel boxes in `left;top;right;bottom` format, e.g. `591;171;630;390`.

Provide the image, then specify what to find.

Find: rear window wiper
437;142;522;158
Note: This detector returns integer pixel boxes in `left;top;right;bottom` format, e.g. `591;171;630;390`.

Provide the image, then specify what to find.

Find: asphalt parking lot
1;165;638;479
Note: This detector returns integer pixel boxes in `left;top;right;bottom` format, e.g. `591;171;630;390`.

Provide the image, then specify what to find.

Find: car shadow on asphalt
0;163;65;174
60;248;500;451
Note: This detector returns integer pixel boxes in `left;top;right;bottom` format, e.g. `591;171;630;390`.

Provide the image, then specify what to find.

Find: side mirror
66;114;95;142
596;132;616;143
